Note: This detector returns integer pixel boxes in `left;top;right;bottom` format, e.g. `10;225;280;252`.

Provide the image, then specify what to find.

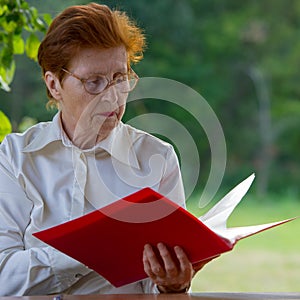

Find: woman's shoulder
0;121;52;153
121;123;174;153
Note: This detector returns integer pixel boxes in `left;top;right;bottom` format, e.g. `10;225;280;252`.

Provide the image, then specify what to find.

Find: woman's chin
96;118;119;142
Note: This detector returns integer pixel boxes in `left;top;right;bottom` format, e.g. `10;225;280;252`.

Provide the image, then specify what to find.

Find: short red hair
38;3;146;107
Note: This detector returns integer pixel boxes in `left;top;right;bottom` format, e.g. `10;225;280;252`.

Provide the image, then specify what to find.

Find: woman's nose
104;85;119;103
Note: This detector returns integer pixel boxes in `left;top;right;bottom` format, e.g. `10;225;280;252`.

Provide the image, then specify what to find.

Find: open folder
33;174;296;287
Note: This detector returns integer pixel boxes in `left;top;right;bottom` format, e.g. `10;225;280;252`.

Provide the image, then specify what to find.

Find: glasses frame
61;67;139;95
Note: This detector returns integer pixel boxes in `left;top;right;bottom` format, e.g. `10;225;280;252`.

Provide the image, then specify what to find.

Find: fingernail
174;245;182;252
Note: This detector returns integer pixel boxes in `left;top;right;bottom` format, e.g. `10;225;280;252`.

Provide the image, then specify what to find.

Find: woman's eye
86;77;106;89
114;73;126;84
88;77;104;85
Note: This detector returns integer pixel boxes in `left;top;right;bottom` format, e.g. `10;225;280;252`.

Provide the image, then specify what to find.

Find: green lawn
187;194;300;292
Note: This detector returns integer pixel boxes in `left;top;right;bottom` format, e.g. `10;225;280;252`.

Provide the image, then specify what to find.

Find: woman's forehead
70;46;127;70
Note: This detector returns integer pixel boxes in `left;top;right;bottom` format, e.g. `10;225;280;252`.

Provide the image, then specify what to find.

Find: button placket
71;149;87;218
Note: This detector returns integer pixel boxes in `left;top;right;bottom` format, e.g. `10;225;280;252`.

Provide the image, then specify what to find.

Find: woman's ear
44;71;63;101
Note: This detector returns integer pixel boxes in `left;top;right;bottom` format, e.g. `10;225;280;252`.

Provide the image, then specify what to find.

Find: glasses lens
84;75;108;94
128;73;138;92
83;71;138;95
112;73;137;93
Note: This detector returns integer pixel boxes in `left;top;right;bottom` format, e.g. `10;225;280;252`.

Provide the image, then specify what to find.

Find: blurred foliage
17;115;37;132
0;0;52;137
0;110;11;141
1;0;300;199
0;0;51;91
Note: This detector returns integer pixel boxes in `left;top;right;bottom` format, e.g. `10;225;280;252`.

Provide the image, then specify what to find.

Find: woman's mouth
101;111;116;117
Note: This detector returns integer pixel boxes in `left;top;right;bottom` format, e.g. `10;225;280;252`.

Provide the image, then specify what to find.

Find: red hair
38;3;146;107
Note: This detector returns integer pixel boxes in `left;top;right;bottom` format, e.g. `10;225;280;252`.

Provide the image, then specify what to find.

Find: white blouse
0;112;185;296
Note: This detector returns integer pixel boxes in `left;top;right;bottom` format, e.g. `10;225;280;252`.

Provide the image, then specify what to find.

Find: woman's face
46;45;128;148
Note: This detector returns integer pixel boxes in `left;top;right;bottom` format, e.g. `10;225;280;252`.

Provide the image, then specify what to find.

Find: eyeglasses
61;68;139;95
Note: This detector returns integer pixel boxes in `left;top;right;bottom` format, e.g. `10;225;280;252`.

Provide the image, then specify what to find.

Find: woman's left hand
143;243;194;293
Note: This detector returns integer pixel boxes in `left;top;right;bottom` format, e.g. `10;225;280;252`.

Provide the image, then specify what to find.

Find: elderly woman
0;3;210;296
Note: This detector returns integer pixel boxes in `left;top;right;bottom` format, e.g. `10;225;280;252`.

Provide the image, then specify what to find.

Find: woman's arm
0;151;90;296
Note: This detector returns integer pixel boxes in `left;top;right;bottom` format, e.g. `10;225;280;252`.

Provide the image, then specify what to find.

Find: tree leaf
0;56;15;86
43;13;52;27
4;59;15;84
0;110;12;142
25;33;40;60
13;34;24;54
2;20;18;33
0;75;11;92
0;5;8;16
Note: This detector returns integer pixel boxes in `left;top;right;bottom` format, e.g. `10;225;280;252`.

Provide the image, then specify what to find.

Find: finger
157;243;178;277
143;244;165;277
143;248;156;279
174;246;193;279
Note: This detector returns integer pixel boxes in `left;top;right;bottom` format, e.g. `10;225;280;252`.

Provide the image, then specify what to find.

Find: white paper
199;174;296;244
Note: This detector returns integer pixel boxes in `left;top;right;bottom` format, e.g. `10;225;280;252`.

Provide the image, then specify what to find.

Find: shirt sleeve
0;150;90;296
140;278;159;294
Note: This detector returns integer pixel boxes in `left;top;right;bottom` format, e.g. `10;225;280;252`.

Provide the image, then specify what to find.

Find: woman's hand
143;243;193;293
143;243;219;293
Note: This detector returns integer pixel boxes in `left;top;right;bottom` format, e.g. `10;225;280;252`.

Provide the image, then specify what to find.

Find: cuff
49;247;92;290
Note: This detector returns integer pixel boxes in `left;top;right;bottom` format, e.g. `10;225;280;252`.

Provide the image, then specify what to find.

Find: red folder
33;176;295;287
33;188;232;287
